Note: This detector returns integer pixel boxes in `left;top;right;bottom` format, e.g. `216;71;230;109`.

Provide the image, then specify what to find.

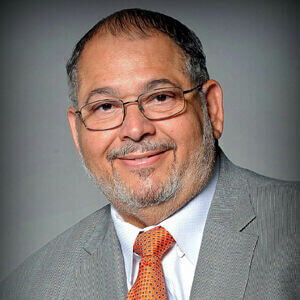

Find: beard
79;95;216;210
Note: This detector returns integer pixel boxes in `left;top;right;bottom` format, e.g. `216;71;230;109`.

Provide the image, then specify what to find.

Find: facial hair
78;95;216;210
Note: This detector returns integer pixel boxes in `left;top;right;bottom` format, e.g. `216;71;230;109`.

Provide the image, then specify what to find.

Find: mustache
107;139;177;161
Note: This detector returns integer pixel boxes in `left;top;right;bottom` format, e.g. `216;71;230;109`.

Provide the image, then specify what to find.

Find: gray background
0;0;299;280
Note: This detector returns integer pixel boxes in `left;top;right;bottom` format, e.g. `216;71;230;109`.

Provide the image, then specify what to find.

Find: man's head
67;9;224;227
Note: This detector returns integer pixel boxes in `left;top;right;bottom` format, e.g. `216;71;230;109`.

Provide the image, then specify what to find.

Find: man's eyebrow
85;87;119;104
145;79;178;90
84;78;178;104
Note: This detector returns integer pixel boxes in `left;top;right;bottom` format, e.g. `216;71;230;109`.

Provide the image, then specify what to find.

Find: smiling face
68;32;219;225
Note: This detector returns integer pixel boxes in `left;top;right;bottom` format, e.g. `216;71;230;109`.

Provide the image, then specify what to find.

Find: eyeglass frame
75;83;202;131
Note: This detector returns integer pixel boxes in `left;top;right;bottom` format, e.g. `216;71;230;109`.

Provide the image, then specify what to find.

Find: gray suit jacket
0;151;298;299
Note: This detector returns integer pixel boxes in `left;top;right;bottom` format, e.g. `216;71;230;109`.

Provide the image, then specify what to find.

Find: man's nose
118;103;156;142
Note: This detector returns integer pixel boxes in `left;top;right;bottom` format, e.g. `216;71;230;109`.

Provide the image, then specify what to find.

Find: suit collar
212;149;256;232
190;149;258;299
82;205;112;255
74;205;128;299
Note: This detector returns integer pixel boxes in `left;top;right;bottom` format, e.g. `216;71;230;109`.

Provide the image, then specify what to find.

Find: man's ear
201;80;224;139
67;107;81;155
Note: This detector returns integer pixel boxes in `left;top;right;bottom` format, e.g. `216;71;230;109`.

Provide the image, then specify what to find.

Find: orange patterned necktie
126;226;175;300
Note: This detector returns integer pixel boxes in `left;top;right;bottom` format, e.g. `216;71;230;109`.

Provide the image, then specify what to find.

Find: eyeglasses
76;84;202;131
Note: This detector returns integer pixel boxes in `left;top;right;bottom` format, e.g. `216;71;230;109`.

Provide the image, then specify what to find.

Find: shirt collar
111;157;219;284
159;159;219;264
111;207;141;285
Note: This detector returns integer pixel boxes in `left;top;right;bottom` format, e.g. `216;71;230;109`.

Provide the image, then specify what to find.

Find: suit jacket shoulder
190;150;299;300
0;205;127;299
237;160;298;299
224;152;298;240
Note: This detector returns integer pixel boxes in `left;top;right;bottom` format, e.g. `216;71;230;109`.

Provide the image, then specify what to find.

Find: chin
105;168;181;209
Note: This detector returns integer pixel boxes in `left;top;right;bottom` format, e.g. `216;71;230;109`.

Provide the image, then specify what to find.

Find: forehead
78;31;186;71
76;32;190;102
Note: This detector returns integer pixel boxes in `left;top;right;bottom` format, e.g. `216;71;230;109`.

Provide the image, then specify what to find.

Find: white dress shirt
111;160;219;300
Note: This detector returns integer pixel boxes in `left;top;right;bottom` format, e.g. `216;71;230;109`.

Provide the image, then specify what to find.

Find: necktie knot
133;226;175;259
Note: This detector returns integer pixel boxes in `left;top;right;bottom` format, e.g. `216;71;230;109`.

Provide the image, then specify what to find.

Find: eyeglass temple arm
183;83;202;95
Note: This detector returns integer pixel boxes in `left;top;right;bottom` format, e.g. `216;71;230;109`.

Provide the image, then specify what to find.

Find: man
0;8;298;300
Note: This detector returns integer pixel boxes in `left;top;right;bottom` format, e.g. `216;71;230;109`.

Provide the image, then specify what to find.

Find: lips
117;150;167;167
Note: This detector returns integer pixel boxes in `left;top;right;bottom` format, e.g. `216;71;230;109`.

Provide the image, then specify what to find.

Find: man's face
69;32;215;214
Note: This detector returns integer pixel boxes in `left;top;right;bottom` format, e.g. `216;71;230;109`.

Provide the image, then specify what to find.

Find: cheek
171;108;204;140
78;129;116;165
179;125;203;156
161;114;204;160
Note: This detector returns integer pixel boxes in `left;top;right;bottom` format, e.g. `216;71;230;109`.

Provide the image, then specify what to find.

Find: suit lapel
66;206;127;299
190;151;258;300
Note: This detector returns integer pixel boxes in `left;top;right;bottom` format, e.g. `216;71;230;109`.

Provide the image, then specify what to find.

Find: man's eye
91;102;116;112
97;103;113;111
153;94;171;102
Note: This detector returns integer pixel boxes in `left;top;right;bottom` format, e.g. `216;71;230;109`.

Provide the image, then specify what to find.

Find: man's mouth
117;150;168;167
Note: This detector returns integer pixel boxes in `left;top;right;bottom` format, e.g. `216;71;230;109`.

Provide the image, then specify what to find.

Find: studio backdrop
0;0;299;280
